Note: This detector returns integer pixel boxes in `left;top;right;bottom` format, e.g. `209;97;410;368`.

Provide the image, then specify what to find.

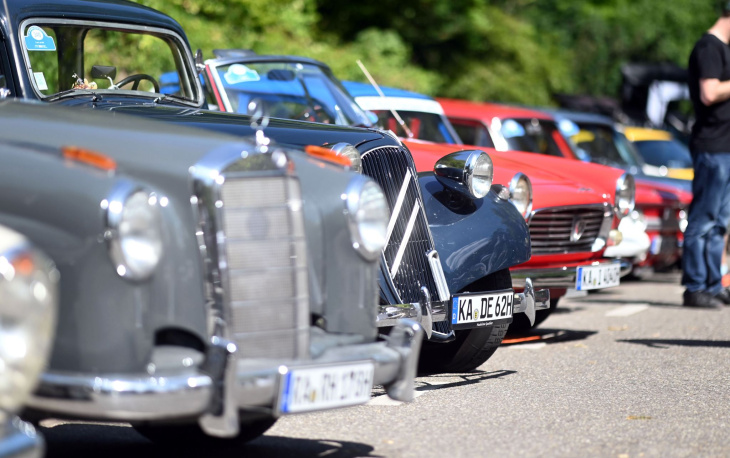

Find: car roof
206;52;329;70
541;108;615;126
623;126;673;142
3;0;184;36
437;98;554;121
342;81;433;100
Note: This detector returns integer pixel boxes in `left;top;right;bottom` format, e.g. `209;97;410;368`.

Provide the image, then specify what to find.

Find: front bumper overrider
376;278;550;337
25;320;423;433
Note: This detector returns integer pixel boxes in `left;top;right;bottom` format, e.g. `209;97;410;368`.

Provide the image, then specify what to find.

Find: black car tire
418;269;512;374
134;418;277;448
508;297;560;333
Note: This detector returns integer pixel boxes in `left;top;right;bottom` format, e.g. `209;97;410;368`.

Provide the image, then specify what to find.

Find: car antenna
355;60;414;138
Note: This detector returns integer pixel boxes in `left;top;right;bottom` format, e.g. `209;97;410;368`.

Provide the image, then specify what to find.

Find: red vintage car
438;98;685;275
344;83;636;330
199;57;635;331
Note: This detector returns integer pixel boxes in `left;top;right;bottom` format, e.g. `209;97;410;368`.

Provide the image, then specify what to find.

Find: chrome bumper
26;320;423;429
0;417;43;458
377;278;550;336
511;260;632;289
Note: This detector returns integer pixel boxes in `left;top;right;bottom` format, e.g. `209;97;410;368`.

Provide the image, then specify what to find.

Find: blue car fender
418;173;531;293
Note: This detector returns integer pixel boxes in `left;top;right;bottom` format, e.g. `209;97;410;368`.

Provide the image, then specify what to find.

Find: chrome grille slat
362;146;439;304
528;205;609;254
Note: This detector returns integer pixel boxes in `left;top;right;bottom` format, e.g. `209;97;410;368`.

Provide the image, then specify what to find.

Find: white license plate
278;362;374;414
450;289;514;330
576;263;621;290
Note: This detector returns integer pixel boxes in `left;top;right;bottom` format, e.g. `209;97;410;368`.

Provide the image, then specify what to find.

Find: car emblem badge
570;216;586;242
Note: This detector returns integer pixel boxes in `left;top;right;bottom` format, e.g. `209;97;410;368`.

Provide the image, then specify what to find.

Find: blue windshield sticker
25;26;56;51
501;119;525;139
223;64;260;85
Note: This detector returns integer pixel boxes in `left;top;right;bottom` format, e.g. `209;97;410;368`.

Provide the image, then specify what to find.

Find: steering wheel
115;74;160;92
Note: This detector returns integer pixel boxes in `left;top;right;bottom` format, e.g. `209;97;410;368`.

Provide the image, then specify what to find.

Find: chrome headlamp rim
464;150;494;199
614;172;636;219
343;176;389;261
331;142;362;174
508;172;533;218
0;227;58;413
105;182;164;281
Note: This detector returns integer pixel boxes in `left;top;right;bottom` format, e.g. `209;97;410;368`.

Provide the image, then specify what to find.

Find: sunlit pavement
40;271;730;457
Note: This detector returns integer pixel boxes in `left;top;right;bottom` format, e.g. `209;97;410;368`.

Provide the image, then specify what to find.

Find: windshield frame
204;56;374;127
18;18;204;107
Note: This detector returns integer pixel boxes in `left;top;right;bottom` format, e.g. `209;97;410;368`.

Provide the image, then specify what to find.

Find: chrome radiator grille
361;146;439;304
219;176;309;359
529;205;609;254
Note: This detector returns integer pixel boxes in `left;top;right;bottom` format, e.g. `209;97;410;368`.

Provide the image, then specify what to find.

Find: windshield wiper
44;88;92;102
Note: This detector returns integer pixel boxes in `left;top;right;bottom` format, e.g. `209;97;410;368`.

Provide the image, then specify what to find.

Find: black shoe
683;290;723;309
714;288;730;305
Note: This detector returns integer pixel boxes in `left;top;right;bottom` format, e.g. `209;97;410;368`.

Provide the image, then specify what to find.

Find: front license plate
278;362;374;414
576;262;621;291
450;289;514;330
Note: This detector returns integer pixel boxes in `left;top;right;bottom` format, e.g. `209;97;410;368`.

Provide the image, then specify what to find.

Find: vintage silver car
0;0;546;376
0;225;58;458
0;99;423;445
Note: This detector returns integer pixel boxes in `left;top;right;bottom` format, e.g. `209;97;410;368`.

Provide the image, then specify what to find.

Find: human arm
699;77;730;105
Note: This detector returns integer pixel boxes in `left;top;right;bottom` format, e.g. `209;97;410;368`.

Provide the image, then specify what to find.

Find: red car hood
404;139;613;209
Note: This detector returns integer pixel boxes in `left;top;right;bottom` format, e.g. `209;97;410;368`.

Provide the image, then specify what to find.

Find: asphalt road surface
39;272;730;457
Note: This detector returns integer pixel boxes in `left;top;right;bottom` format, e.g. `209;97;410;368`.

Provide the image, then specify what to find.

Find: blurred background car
623;127;694;181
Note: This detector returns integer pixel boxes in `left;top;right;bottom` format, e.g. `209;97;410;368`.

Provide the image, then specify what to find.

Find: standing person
683;1;730;308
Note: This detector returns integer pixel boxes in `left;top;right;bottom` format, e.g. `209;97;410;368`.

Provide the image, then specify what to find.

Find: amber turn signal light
305;145;352;167
62;146;117;171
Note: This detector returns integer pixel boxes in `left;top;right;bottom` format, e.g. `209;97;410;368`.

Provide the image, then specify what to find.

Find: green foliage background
134;0;719;106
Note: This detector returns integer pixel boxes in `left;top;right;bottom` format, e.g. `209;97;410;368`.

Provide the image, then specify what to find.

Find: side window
450;119;494;147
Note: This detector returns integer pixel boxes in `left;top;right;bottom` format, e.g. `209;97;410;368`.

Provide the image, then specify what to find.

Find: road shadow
371;369;516;398
504;328;597;345
617;339;730;349
42;423;382;458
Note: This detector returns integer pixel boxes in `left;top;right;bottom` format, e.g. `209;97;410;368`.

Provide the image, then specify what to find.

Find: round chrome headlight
509;172;533;218
466;151;494;199
615;173;636;219
0;228;58;413
345;178;390;261
107;187;164;281
331;143;362;174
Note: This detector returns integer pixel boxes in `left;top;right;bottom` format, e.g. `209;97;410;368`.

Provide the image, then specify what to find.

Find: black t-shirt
688;33;730;153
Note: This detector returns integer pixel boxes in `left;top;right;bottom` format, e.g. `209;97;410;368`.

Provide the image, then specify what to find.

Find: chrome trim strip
426;250;451;301
390;201;420;278
27;370;214;420
385;168;412;244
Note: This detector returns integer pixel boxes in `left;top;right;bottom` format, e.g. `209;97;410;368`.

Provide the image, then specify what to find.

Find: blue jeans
682;151;730;294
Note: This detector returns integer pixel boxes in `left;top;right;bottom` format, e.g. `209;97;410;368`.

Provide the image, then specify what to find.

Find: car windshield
571;124;644;168
368;110;459;143
21;21;199;104
498;118;565;157
633;139;693;169
207;61;372;127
